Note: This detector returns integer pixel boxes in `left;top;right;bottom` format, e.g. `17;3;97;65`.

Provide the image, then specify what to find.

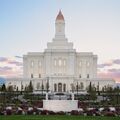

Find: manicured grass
0;115;120;120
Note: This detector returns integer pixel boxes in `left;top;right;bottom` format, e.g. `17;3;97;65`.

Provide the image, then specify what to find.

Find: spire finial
56;10;64;21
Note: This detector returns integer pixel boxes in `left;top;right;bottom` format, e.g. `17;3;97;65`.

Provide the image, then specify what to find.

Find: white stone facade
6;11;115;93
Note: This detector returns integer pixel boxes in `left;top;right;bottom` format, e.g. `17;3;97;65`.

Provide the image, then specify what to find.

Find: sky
0;0;120;82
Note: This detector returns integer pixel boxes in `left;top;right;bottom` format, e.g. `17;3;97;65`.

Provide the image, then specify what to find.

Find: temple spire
55;10;65;39
56;10;64;21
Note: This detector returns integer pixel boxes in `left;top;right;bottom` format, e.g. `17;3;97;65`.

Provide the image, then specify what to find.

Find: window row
54;59;66;67
79;61;90;67
31;61;42;68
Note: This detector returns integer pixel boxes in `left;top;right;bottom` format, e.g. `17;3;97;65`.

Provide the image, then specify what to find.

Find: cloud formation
15;56;23;59
98;59;120;68
98;63;112;68
0;57;23;78
0;57;8;62
98;59;120;82
113;59;120;65
8;61;23;66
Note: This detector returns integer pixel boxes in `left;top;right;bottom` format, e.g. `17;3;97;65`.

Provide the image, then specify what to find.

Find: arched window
54;84;57;92
58;59;62;67
63;84;66;92
58;83;62;92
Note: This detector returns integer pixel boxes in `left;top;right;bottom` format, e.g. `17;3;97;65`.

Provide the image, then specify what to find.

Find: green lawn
0;115;120;120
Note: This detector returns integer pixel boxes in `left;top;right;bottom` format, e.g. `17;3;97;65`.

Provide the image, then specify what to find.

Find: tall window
54;84;57;92
58;59;62;67
38;61;41;67
63;59;66;66
31;61;34;67
63;84;66;92
87;61;90;67
79;61;82;67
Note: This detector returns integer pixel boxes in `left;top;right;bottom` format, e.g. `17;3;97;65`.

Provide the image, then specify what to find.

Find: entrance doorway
58;83;62;92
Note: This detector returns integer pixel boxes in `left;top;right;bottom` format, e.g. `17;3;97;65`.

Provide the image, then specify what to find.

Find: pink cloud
98;59;120;68
98;69;120;83
0;57;23;78
0;57;8;62
98;63;112;68
8;61;23;66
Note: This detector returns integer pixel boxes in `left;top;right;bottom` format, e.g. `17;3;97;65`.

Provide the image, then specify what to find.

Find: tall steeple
46;10;74;50
56;10;64;21
55;10;65;39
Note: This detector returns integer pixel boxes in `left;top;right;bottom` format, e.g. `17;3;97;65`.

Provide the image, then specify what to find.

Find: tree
46;82;49;93
87;82;97;100
0;84;7;105
1;84;6;92
28;81;33;92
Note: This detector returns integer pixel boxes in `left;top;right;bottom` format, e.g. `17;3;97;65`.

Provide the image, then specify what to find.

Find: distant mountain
0;77;5;86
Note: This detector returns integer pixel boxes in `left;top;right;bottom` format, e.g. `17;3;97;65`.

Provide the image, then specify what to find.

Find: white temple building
6;11;115;94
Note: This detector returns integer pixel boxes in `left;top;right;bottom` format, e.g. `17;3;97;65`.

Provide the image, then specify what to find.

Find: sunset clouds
98;59;120;83
0;57;23;78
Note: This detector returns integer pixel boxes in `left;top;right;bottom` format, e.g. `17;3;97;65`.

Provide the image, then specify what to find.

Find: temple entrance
58;83;62;92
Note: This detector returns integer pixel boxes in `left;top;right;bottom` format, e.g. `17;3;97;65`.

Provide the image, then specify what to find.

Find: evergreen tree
28;81;33;92
87;82;97;100
1;84;6;92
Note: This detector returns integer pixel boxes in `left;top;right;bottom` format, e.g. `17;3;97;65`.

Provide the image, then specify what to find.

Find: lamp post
42;80;43;96
21;81;23;95
46;77;49;100
77;82;78;100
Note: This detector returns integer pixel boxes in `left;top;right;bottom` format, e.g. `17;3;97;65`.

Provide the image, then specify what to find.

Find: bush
41;110;48;115
71;110;79;115
6;109;12;115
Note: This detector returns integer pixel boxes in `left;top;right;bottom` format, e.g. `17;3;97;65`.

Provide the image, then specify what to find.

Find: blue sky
0;0;120;82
